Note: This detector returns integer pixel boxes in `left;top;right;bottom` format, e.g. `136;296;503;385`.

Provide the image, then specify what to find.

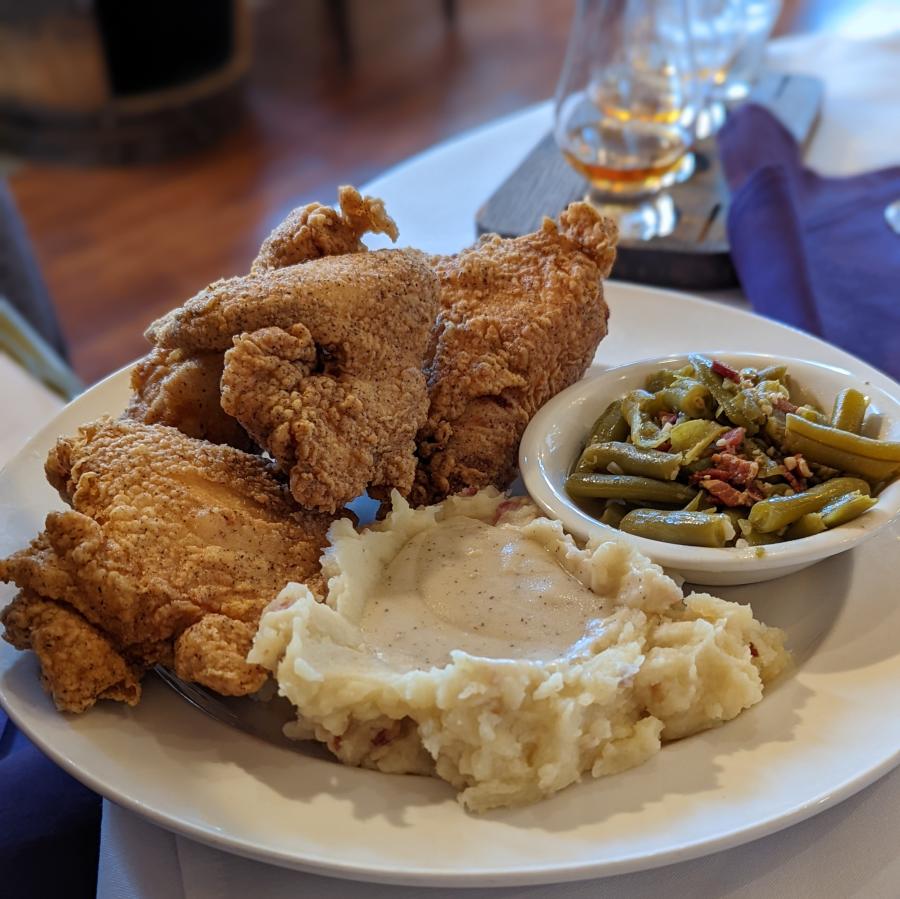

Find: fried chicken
143;249;438;512
2;591;142;713
0;418;337;711
412;202;617;505
125;347;255;450
251;184;398;273
218;253;438;511
126;186;398;449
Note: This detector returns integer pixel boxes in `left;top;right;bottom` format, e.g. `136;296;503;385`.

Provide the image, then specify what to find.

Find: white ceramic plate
2;283;899;888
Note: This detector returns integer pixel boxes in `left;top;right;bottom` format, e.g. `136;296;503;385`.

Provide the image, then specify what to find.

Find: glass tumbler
686;0;746;136
554;0;706;239
719;0;781;101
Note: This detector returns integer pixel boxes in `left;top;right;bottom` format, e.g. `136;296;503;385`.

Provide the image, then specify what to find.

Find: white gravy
359;517;602;668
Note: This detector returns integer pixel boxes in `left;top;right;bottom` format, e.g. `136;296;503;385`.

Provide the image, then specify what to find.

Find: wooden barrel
0;0;251;164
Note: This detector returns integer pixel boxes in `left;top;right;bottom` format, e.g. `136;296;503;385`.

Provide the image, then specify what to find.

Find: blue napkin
1;707;101;897
718;103;900;382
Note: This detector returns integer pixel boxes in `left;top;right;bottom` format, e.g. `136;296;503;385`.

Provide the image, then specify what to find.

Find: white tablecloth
2;28;898;899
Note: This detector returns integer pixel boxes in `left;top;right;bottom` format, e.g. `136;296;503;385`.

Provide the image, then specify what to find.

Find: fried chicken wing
412;202;617;505
127;186;398;448
0;418;337;711
251;184;398;273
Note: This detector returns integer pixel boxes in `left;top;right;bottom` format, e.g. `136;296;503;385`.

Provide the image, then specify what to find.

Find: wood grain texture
7;0;890;383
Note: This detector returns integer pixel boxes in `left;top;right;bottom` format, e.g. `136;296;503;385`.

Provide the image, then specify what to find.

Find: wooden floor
8;0;887;382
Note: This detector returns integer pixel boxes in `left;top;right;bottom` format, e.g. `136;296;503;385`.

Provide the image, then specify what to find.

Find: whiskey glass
554;0;705;238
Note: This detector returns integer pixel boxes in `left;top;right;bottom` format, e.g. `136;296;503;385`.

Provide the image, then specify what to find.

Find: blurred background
0;0;897;385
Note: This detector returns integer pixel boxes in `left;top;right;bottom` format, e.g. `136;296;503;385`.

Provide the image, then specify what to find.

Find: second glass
554;0;705;237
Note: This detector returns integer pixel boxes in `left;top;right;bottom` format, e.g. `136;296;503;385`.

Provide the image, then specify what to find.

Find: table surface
12;0;900;385
2;27;899;899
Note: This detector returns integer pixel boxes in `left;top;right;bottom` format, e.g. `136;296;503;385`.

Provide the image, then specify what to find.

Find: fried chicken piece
147;247;436;353
221;323;430;513
251;184;398;273
1;590;142;712
143;249;438;512
412;203;617;505
127;186;397;448
125;347;255;451
0;418;337;710
174;615;267;696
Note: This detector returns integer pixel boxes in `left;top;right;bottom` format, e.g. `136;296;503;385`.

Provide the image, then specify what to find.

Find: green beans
755;364;787;382
656;380;712;418
566;473;697;505
784;513;827;540
587;400;629;445
784;414;900;483
598;502;629;528
619;509;735;547
621;390;670;450
690;354;761;434
743;527;783;546
645;365;694;393
576;441;682;480
682;492;704;512
794;405;829;424
645;370;678;392
830;388;869;434
747;477;870;533
781;490;877;536
571;356;895;550
668;419;728;463
819;491;877;527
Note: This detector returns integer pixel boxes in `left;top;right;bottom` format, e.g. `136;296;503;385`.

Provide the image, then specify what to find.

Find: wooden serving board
476;72;823;289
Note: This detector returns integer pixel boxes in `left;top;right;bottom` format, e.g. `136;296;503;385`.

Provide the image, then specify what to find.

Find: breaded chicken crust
0;418;337;710
251;185;398;273
217;251;439;511
412;202;617;505
127;186;398;450
125;347;256;451
2;591;142;713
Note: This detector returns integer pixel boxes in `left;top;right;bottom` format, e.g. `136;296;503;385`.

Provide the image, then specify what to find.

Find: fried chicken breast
144;249;438;512
0;418;338;711
412;202;617;505
126;186;399;450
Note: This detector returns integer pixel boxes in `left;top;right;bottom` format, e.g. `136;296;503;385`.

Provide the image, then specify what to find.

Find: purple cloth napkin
1;707;100;898
718;104;900;382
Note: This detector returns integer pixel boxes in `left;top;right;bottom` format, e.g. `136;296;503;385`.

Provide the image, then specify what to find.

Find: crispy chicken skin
127;186;398;449
143;245;438;511
2;591;142;713
146;248;436;353
125;347;256;451
251;185;398;273
0;418;336;711
218;253;439;512
174;615;267;697
412;202;617;505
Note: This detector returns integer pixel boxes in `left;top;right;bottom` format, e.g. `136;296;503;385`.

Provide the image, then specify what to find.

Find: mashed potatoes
250;489;789;812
